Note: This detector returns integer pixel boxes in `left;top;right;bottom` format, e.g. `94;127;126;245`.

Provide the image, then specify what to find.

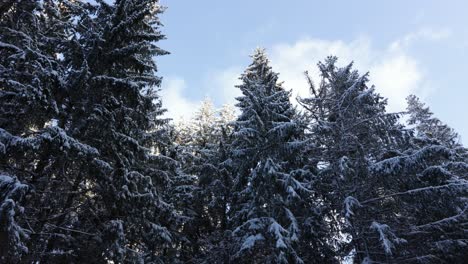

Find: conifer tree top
251;47;269;65
238;48;279;89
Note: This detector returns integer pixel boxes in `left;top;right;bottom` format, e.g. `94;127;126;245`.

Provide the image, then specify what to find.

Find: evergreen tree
63;0;177;262
0;1;104;262
298;57;402;263
300;57;468;263
193;104;235;263
406;94;461;147
228;49;336;263
1;0;180;262
364;135;468;263
2;1;466;262
0;172;28;262
0;0;65;133
172;99;237;262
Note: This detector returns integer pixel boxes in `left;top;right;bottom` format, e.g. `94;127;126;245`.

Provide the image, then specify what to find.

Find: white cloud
160;77;199;121
160;28;450;119
370;54;423;111
389;28;451;51
267;28;449;112
205;66;243;105
269;37;375;106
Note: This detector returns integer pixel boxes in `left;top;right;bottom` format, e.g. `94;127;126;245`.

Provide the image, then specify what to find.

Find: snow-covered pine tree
364;134;468;263
56;0;177;262
0;1;108;262
0;0;65;133
192;103;236;263
300;57;468;263
0;123;105;263
406;94;461;147
0;172;28;262
217;103;237;138
228;49;336;263
191;98;218;146
299;56;408;263
174;100;236;149
351;96;468;263
171;99;237;262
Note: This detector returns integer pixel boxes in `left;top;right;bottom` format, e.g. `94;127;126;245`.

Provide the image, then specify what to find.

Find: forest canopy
1;1;467;263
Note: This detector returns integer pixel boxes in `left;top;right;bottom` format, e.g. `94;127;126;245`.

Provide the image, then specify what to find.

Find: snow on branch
0;174;29;260
344;196;362;221
361;182;468;205
370;221;406;255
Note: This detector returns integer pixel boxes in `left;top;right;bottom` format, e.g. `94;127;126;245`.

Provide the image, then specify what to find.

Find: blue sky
157;0;468;143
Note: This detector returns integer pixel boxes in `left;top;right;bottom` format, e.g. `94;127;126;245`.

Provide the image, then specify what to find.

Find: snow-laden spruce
171;98;237;262
406;94;461;148
1;0;181;262
0;174;28;262
2;1;466;263
228;49;336;263
299;56;468;263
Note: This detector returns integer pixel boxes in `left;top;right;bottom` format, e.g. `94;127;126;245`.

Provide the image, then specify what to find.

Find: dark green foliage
227;50;337;263
406;95;461;148
299;57;468;263
1;1;466;263
1;0;177;262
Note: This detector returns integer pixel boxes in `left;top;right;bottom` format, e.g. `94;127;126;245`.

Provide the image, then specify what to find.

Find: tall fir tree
363;133;468;263
2;1;466;262
63;0;179;262
300;57;468;263
1;0;181;262
172;99;237;262
228;49;336;263
406;94;461;147
0;0;67;133
0;1;117;262
2;0;76;261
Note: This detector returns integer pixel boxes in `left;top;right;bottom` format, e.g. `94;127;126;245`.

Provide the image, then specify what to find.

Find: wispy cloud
160;77;199;121
160;28;451;118
269;37;425;112
269;28;450;112
389;28;451;51
204;66;242;105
